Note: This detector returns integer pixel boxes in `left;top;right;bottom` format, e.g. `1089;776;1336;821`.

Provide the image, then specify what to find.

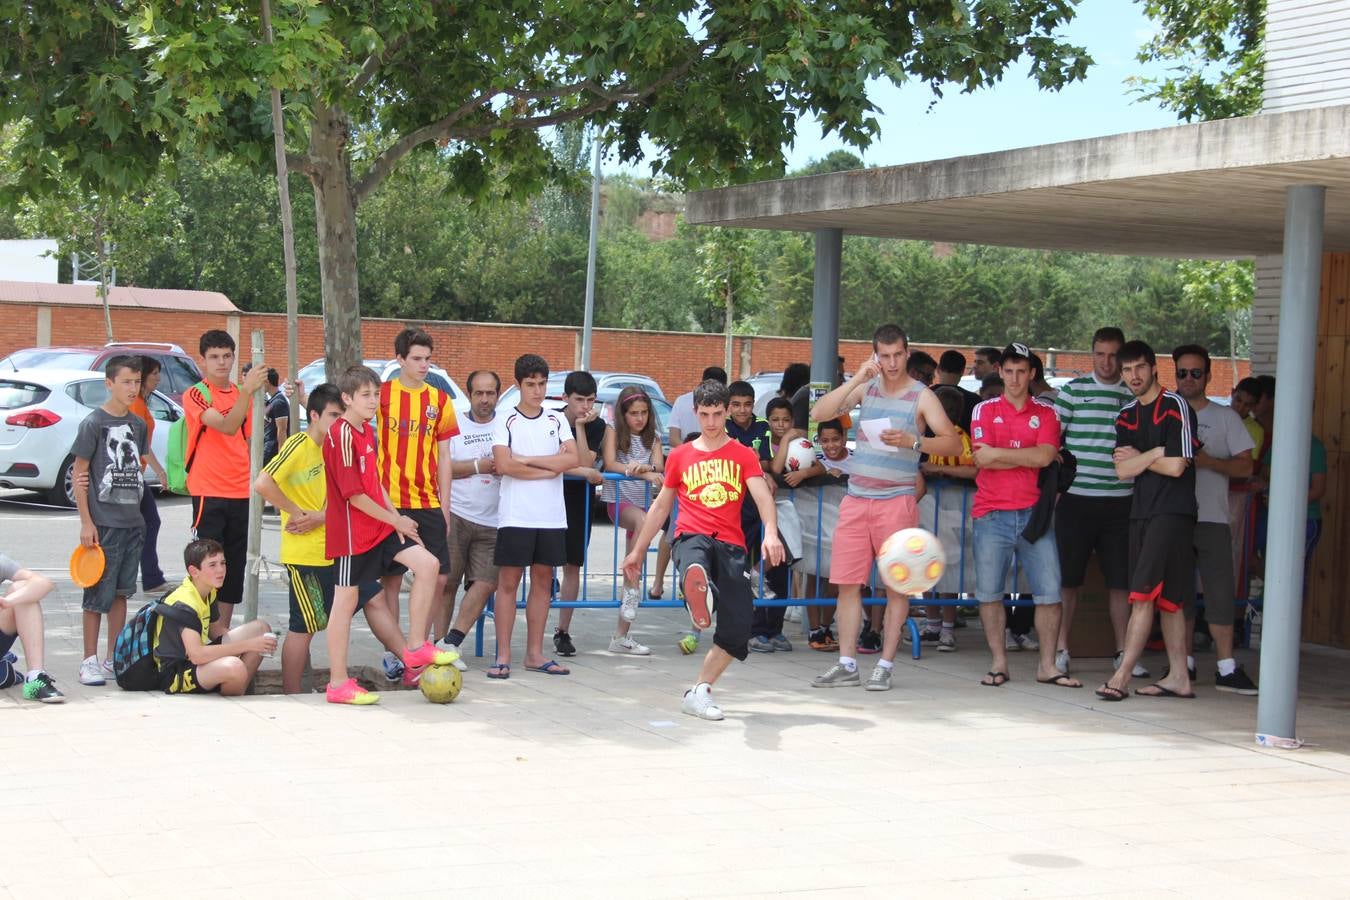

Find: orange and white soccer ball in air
877;528;946;595
784;439;817;472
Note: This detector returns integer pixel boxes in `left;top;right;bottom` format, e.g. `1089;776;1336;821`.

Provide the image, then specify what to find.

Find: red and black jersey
1115;391;1198;520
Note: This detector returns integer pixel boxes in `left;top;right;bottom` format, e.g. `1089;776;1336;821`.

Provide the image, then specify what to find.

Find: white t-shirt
450;413;501;527
668;391;696;439
818;449;853;475
492;406;574;530
1194;401;1255;524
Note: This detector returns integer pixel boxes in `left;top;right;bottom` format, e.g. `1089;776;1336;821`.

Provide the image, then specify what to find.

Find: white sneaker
1055;649;1071;674
681;682;723;721
1015;632;1040;651
609;634;651;656
937;630;957;653
79;656;106;686
1005;629;1020;651
436;638;468;671
785;606;803;624
101;658;115;676
1114;651;1150;679
619;587;640;623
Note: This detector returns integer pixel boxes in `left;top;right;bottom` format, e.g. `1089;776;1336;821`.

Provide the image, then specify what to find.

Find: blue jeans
973;508;1061;605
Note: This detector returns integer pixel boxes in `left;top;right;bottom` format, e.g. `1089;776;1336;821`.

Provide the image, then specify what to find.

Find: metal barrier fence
470;473;1263;658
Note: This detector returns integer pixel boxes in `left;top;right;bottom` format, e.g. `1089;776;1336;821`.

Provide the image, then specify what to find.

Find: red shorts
830;494;919;587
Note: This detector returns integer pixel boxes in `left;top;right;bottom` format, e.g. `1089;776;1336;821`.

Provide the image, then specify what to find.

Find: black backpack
112;601;168;690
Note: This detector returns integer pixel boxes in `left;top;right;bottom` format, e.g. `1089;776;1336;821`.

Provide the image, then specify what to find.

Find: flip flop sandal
526;659;570;676
1134;683;1196;699
1037;673;1082;689
486;662;511;680
980;671;1010;687
1094;684;1128;701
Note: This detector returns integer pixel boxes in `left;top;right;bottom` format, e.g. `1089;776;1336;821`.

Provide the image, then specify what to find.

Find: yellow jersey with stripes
262;431;328;567
378;379;460;509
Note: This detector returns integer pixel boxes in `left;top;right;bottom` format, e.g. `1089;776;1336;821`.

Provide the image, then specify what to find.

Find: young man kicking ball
623;380;784;721
323;366;457;705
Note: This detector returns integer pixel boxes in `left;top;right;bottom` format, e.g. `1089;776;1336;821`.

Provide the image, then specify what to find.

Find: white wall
0;239;59;283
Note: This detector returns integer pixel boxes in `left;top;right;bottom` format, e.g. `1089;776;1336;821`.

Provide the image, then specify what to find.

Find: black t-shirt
263;391;289;460
563;416;609;518
1115;391;1198;520
790;385;811;431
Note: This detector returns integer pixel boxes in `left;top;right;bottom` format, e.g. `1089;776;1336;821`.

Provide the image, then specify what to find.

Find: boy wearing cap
970;343;1080;689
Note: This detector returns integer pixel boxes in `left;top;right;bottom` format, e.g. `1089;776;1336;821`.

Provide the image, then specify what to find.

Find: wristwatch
912;438;922;453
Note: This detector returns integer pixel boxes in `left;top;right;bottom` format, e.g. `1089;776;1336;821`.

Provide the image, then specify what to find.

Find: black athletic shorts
671;533;754;661
495;527;568;569
1127;514;1196;614
401;507;450;575
1055;493;1131;590
563;481;594;567
191;496;249;605
335;530;409;588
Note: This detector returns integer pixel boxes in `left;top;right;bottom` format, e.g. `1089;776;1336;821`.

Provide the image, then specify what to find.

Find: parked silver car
0;368;179;506
496;371;667;412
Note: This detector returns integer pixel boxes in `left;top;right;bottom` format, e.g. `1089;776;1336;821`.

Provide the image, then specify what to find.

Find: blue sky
778;1;1179;170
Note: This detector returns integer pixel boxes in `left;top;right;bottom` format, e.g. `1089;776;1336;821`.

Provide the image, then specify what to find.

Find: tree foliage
1130;0;1264;122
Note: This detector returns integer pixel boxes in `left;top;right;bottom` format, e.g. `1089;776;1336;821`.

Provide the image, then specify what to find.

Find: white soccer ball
877;528;946;595
784;439;817;472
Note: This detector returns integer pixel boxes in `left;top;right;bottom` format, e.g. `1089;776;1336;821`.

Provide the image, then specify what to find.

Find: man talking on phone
808;324;962;692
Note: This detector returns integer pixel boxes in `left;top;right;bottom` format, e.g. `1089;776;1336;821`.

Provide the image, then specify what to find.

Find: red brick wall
0;303;1249;398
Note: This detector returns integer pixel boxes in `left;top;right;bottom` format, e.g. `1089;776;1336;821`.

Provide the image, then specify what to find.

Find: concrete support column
1255;184;1325;743
811;229;843;398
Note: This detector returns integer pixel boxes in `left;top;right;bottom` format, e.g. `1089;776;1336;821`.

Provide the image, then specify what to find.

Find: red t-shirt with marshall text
664;438;764;549
324;417;394;558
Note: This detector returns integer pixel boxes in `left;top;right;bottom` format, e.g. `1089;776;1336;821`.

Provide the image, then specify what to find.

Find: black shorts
401;507;450;575
563;481;594;567
1128;515;1196;614
286;564;381;634
495;527;567;568
1055;493;1131;590
191;496;249;604
671;533;754;661
159;660;222;695
335;531;409;587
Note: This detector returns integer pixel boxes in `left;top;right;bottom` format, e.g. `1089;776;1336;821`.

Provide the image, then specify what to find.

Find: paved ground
3;491;1350;900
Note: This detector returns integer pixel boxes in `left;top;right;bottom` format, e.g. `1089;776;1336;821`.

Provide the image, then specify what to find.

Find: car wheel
49;455;76;507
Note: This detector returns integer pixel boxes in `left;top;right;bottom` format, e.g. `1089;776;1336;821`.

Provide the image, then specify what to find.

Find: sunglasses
1176;368;1206;380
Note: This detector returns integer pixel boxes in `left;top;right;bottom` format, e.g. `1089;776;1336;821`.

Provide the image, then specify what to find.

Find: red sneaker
682;564;713;631
403;642;459;670
326;677;380;705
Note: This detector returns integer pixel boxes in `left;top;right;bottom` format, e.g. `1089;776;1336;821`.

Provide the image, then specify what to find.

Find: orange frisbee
70;544;106;589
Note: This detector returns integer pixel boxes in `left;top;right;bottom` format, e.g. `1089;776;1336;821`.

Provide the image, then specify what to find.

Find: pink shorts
830;494;919;587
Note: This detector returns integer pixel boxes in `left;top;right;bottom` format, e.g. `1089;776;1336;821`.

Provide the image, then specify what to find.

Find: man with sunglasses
1170;345;1258;694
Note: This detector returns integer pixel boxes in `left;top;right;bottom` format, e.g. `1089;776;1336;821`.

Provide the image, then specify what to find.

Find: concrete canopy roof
685;104;1350;258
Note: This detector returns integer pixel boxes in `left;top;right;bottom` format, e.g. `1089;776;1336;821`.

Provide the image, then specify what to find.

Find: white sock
1217;658;1237;677
838;656;857;672
25;670;41;682
1186;655;1196;671
877;658;894;671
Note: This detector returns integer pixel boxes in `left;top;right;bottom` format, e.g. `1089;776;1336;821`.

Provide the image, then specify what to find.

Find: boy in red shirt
323;366;458;705
623;380;783;721
970;343;1080;690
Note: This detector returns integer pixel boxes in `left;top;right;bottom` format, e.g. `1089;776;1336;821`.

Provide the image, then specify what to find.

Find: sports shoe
812;663;861;688
1162;663;1198;681
1215;666;1259;695
858;628;882;654
326;678;380;705
678;633;699;655
22;672;65;704
101;658;114;676
1114;651;1150;679
903;628;940;647
1055;649;1071;674
784;605;803;624
681;683;723;721
143;582;169;595
619;587;640;623
1005;629;1021;651
937;630;957;653
0;651;21;689
1015;632;1040;651
681;563;713;630
404;642;459;670
609;634;651;656
769;634;793;652
865;666;893;691
79;656;106;686
380;650;405;681
748;635;774;653
436;638;468;672
553;629;577;657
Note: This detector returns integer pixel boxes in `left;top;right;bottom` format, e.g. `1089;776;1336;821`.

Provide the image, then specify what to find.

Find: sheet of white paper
859;418;898;452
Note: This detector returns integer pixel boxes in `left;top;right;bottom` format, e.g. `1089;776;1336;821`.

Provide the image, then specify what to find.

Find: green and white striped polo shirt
1054;375;1133;497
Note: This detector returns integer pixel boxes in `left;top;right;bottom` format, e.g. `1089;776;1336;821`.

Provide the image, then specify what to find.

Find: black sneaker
553;629;576;657
22;671;65;704
858;628;882;655
1215;666;1259;695
1162;663;1198;681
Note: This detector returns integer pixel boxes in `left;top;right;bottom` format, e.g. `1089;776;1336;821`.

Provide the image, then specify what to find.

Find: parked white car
0;368;179;506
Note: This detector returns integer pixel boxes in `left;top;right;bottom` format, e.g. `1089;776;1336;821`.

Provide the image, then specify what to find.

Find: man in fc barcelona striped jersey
376;328;460;676
322;365;458;706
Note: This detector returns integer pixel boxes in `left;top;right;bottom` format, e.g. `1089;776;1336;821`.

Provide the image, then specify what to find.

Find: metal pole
1255;184;1325;744
811;229;843;401
580;136;601;369
242;329;267;623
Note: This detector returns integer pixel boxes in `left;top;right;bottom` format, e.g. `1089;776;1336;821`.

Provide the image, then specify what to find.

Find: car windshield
0;380;50;410
1;349;101;371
